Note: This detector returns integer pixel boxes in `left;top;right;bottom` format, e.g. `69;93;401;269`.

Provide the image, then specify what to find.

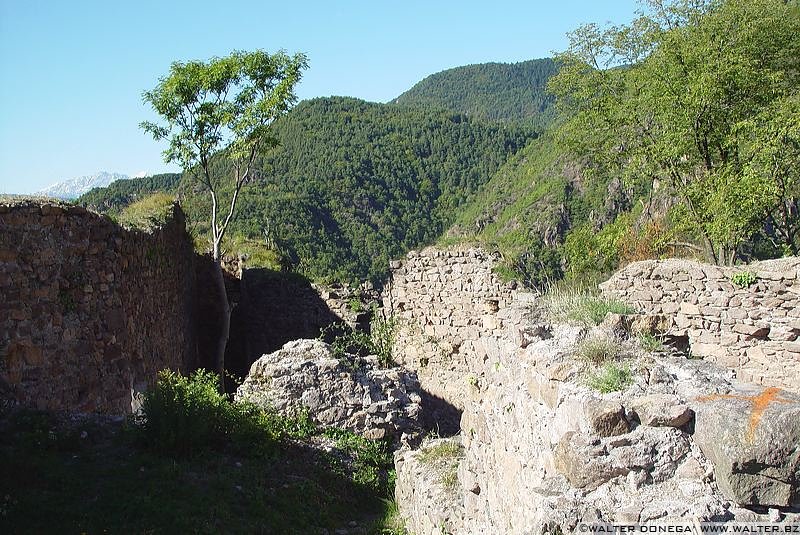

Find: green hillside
448;0;800;285
83;97;532;283
444;134;637;286
79;173;182;214
392;58;558;130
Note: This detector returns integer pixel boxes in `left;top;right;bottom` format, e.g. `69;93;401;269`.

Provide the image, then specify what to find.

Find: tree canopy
141;49;308;261
547;0;800;265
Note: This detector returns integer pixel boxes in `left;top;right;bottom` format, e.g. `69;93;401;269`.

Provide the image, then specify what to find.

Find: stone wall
0;200;197;413
600;258;800;390
382;247;517;423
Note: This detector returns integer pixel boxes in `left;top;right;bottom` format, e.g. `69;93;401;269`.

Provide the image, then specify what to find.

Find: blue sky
0;0;638;194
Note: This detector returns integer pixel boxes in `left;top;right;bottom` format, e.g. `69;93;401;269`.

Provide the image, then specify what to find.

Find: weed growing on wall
586;363;633;393
417;439;464;493
576;335;620;365
638;333;665;352
730;271;758;289
117;193;175;231
318;307;398;368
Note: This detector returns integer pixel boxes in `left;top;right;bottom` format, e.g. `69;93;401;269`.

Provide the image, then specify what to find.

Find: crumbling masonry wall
0;200;197;413
383;247;517;413
600;258;800;391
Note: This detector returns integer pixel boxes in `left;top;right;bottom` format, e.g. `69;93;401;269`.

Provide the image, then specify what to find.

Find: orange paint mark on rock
696;387;793;442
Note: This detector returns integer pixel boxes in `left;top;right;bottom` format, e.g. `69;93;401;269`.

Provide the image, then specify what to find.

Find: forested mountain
82;97;531;282
392;58;558;130
80;173;182;213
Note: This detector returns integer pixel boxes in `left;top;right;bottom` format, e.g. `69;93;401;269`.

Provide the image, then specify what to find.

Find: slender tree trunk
212;256;231;381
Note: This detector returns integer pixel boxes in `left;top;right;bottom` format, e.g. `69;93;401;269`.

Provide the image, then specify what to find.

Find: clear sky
0;0;639;194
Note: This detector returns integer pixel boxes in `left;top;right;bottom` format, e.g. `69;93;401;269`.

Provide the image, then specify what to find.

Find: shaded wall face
225;269;347;380
600;258;800;391
0;201;196;414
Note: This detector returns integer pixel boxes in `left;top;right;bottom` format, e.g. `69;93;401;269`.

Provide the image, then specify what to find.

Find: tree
548;0;800;265
142;50;308;374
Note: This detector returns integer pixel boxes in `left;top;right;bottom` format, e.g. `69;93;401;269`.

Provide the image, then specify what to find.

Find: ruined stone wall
0;200;196;413
600;258;800;391
395;298;800;534
382;247;517;418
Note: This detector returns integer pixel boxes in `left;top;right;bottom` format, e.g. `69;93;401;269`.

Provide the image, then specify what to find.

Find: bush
117;193;175;231
319;309;397;368
322;428;395;496
136;370;317;458
540;280;634;325
586;363;633;393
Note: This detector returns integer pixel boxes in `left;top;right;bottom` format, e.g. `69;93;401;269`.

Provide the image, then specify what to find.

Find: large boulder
693;385;800;507
235;339;423;441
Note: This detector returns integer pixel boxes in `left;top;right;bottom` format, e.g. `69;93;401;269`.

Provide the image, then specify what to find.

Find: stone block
680;302;701;315
584;401;631;437
732;324;770;339
693;387;800;507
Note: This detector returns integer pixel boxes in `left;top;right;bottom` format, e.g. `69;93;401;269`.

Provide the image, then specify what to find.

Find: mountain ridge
35;171;130;199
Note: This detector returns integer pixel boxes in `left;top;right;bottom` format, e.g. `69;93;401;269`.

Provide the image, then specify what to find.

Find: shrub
586;363;633;393
563;215;631;280
137;370;228;456
136;370;316;458
117;193;175;231
540;280;634;325
322;427;394;496
319;308;397;368
576;335;620;365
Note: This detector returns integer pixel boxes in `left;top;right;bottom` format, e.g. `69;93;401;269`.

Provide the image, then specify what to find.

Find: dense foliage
393;58;558;131
450;0;800;284
548;0;800;265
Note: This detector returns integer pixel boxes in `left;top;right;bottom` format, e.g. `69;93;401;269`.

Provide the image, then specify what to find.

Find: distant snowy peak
35;171;129;199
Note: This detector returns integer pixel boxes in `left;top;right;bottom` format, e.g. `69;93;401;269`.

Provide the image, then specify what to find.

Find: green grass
0;372;403;534
638;332;665;352
586;363;633;393
540;280;634;325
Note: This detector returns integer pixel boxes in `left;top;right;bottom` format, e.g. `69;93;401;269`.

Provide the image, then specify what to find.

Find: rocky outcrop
693;386;800;507
235;339;423;442
600;258;800;391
